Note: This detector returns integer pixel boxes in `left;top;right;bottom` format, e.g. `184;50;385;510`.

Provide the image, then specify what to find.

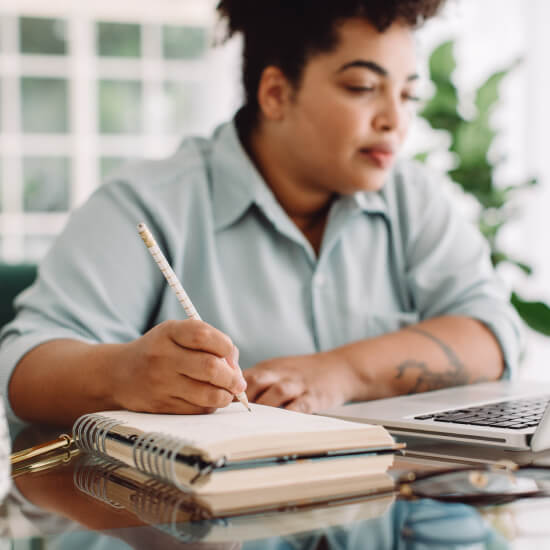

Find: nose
372;91;406;133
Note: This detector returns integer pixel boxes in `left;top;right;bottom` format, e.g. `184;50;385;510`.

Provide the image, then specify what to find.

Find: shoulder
374;159;467;249
82;122;241;226
381;159;450;209
380;159;463;223
102;134;214;201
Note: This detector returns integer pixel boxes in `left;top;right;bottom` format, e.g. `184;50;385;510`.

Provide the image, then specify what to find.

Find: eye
345;85;375;94
402;92;421;102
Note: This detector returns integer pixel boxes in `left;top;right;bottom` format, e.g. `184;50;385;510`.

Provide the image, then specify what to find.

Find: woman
0;0;521;425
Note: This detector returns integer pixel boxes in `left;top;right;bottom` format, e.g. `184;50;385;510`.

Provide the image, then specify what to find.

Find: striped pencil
137;222;251;412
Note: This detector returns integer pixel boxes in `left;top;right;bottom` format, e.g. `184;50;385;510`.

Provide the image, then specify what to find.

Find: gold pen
10;434;74;466
11;446;80;478
137;223;251;412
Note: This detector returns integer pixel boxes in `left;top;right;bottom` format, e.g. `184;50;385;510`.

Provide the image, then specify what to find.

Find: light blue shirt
0;120;523;422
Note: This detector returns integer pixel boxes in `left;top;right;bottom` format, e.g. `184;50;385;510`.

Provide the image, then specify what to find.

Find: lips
360;143;396;169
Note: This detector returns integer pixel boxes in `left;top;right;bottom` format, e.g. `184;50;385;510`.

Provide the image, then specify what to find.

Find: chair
0;264;37;328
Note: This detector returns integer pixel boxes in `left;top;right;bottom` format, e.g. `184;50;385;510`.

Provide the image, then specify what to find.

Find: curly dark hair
217;0;446;132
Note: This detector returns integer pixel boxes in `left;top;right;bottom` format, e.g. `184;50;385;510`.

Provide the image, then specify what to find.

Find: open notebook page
96;402;389;448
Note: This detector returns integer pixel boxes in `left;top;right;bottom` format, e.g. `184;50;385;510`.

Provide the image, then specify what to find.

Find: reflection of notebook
74;457;395;542
322;381;550;451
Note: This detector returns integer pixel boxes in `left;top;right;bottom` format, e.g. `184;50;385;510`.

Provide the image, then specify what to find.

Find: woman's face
276;18;419;195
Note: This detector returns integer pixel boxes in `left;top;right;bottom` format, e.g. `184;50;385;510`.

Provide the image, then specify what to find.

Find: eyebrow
337;60;419;81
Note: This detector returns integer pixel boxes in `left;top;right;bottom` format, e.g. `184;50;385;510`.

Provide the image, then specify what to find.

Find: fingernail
232;345;240;365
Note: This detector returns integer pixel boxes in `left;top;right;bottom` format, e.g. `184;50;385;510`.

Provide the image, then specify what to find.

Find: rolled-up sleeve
397;164;524;378
0;180;165;422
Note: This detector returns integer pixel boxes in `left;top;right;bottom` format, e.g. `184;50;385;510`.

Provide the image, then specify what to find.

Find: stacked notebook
72;402;399;517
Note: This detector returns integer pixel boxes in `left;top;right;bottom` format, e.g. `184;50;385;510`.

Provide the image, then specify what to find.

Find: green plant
418;40;550;336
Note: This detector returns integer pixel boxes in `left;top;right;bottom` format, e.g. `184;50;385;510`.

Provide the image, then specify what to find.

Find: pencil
137;222;251;412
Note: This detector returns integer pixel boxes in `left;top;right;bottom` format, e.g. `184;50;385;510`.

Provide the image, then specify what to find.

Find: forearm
8;321;247;426
333;315;504;402
9;339;126;426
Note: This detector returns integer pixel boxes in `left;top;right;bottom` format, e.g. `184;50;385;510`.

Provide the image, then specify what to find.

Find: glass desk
4;424;550;549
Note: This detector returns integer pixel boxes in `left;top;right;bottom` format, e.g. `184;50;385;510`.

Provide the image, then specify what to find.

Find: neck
246;124;336;228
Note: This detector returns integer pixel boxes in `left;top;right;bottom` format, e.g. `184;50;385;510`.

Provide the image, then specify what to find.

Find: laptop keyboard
414;395;550;430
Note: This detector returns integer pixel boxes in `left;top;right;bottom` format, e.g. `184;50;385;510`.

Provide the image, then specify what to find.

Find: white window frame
0;0;240;262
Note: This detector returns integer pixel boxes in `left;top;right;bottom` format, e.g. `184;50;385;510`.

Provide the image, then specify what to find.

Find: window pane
20;17;67;55
163;81;204;133
100;157;133;179
99;80;142;134
162;26;207;60
96;22;141;58
21;77;69;133
23;157;71;212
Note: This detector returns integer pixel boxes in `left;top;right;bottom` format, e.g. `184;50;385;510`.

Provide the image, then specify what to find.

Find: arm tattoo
395;327;469;394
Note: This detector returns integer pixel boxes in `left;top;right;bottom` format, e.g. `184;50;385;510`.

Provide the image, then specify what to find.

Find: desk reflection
0;451;511;550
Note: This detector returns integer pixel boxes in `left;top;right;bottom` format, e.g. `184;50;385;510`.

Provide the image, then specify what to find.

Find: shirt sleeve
0;179;166;422
396;163;524;379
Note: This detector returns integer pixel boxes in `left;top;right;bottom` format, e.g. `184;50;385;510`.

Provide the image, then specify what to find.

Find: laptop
322;380;550;451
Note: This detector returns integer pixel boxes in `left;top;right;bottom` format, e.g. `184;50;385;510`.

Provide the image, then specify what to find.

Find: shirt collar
209;118;390;231
210;120;272;231
351;188;389;217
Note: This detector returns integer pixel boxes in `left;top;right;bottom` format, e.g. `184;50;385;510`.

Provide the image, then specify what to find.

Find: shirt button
314;274;326;288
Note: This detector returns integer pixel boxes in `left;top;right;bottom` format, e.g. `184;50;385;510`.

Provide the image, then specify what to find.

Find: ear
256;66;293;121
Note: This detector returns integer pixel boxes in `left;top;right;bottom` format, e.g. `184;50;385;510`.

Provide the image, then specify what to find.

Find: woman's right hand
114;320;246;414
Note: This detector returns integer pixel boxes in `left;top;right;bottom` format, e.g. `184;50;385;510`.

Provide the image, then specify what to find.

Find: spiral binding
72;414;221;488
73;458;125;509
73;414;123;455
132;432;195;490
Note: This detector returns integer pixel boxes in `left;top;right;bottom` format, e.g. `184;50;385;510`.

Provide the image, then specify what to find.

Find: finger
226;345;240;369
151;396;217;415
172;348;246;395
255;379;306;408
167;320;234;358
129;391;217;415
285;392;316;414
244;369;281;402
173;374;235;409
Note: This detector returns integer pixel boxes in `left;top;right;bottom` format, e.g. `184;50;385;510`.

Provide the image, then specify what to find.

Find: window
0;1;241;262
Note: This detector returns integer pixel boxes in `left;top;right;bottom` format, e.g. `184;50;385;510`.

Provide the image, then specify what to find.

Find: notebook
74;456;395;539
72;403;399;503
321;380;550;451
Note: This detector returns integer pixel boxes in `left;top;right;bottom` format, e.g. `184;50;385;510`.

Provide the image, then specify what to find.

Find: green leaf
475;70;508;114
420;85;462;133
476;188;509;209
429;41;457;85
448;164;493;199
512;261;533;276
420;41;462;134
481;220;505;242
503;178;538;194
474;59;520;115
511;293;550;336
491;253;533;274
414;151;429;163
451;119;495;169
